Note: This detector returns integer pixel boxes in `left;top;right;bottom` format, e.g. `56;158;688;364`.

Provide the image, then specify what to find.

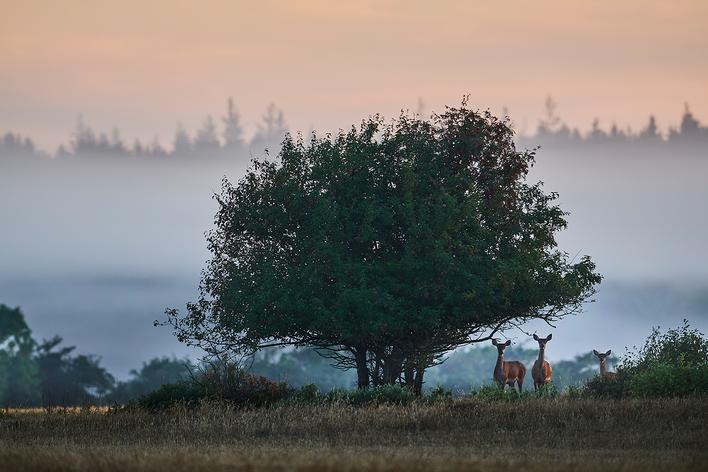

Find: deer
593;349;616;379
491;339;526;392
532;333;553;390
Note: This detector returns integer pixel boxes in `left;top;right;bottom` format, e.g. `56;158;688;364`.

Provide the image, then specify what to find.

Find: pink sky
2;0;707;151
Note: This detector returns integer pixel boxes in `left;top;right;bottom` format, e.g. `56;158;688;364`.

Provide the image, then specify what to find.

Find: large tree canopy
165;103;601;392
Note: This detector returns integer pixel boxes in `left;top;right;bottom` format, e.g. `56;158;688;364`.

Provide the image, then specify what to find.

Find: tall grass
1;397;706;471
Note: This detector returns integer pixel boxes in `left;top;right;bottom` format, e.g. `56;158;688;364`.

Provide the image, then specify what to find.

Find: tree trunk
403;364;415;388
413;364;425;396
372;356;383;386
354;346;369;389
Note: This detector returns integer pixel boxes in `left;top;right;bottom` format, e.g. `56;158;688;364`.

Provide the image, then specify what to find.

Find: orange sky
2;0;707;150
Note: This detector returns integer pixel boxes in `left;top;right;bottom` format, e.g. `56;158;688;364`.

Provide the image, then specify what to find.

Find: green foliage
466;381;560;401
622;320;707;373
0;304;40;406
584;375;626;398
584;321;708;398
470;385;525;401
137;380;206;410
422;386;454;404
534;383;560;398
288;383;321;404
627;362;708;397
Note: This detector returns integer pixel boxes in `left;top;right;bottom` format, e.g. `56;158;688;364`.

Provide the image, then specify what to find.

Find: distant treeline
0;99;286;162
2;98;707;161
517;97;708;152
1;303;608;407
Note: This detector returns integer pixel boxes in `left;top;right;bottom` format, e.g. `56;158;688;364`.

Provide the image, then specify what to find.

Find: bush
423;386;454;404
289;383;320;404
137;380;207;410
534;383;560;398
138;362;289;410
627;361;708;397
198;362;289;406
585;321;708;399
584;374;626;399
470;385;525;401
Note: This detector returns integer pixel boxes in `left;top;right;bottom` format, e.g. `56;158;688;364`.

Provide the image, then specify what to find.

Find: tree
0;304;40;406
194;115;220;153
222;98;245;151
107;357;192;403
35;336;114;406
164;101;601;394
71;114;97;156
250;103;287;153
639;115;661;142
173;123;192;155
537;95;561;136
148;135;167;158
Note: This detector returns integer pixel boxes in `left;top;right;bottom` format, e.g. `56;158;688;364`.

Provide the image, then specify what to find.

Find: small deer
593;349;616;379
532;333;553;390
492;339;526;392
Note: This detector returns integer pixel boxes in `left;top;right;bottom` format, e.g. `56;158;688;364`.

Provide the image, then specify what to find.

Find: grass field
1;397;707;471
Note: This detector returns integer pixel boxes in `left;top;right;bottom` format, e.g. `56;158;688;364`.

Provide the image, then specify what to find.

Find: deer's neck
599;360;607;376
537;346;545;364
495;353;505;377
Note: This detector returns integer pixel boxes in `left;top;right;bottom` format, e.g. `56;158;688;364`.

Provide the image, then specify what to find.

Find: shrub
138;361;290;410
289;383;320;404
627;361;708;397
138;380;207;410
565;384;584;399
470;385;526;401
196;362;290;407
585;321;708;399
534;383;560;398
423;386;454;404
344;385;417;406
623;320;708;372
584;374;626;399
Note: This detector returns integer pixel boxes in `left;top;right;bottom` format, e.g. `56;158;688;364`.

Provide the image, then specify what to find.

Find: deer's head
492;338;511;355
593;349;612;363
533;333;552;349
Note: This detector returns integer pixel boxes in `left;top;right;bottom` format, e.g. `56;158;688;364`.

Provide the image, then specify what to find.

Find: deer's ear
546;334;553;341
605;350;611;356
533;334;539;341
504;340;511;346
593;350;600;357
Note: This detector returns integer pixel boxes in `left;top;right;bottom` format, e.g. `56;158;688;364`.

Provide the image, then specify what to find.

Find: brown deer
492;339;526;392
532;333;553;390
593;349;616;379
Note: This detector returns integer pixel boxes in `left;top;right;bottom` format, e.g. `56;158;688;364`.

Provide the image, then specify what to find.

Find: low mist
1;105;707;378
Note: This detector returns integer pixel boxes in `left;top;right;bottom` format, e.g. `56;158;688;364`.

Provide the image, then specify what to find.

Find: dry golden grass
1;397;706;471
